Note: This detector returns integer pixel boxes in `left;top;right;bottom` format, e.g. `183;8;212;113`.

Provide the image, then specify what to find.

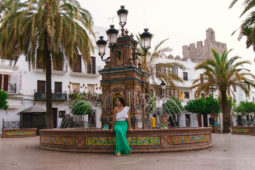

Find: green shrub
0;90;8;110
71;97;92;115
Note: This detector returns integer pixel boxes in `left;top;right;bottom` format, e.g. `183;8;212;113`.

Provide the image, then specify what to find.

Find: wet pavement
0;134;255;170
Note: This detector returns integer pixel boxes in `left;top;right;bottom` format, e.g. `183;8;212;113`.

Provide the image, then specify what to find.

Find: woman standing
112;97;132;157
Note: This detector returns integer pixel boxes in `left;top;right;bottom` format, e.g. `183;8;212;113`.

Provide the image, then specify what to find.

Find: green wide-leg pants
114;121;132;155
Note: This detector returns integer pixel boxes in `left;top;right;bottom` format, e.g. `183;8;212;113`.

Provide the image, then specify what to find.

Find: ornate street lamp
96;6;152;62
117;5;128;35
96;36;107;61
106;25;119;45
140;28;152;55
160;80;166;97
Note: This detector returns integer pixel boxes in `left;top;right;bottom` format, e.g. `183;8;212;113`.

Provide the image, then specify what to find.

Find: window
72;83;80;93
87;57;96;74
87;84;95;94
172;66;178;75
184;92;190;99
0;74;9;92
59;111;66;118
185;114;191;127
0;74;2;89
156;64;160;77
200;74;203;83
72;55;82;73
54;82;62;93
37;80;46;93
53;60;63;71
36;56;44;69
233;84;236;92
167;88;171;96
183;72;188;81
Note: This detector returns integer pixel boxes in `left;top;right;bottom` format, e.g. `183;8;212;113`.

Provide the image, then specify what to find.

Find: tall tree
192;49;255;132
0;0;94;128
229;0;255;50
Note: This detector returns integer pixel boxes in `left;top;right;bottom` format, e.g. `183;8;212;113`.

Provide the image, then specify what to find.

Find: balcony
70;66;101;78
34;92;67;101
33;63;68;75
7;83;17;94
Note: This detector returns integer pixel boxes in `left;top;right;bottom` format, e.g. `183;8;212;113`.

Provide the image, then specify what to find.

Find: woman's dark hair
117;97;126;106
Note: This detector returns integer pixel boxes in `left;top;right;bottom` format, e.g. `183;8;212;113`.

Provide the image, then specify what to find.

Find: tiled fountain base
40;127;212;153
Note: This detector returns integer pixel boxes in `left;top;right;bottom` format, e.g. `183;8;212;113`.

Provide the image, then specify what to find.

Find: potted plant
71;96;92;129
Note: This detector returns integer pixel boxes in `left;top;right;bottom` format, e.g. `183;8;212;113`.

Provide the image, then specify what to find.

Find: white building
150;28;255;128
0;26;109;134
1;27;254;133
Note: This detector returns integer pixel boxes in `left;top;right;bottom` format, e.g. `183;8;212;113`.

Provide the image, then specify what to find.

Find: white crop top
116;106;129;121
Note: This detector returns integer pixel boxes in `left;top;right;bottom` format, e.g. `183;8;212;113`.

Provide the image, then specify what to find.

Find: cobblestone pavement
0;134;255;170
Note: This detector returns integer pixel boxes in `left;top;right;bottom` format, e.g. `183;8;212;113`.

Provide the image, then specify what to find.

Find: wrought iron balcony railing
34;92;67;101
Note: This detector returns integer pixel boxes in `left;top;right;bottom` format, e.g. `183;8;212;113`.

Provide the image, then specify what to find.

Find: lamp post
96;5;153;129
117;5;128;35
160;80;167;128
160;80;166;98
140;28;152;56
210;85;215;131
96;6;152;62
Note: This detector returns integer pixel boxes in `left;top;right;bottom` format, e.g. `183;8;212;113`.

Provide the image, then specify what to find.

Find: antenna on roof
107;16;117;24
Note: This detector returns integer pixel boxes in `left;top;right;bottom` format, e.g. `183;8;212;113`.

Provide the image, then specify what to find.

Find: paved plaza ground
0;134;255;170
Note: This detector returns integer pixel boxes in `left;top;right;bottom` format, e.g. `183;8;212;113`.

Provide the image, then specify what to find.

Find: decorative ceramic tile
232;128;249;133
128;136;160;146
86;137;115;146
41;136;75;145
6;131;35;136
172;134;209;145
85;136;160;146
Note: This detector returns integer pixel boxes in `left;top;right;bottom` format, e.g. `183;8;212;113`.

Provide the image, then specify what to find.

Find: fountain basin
232;126;255;135
40;127;212;153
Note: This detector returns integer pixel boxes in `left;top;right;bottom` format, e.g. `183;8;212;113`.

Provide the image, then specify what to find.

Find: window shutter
92;57;96;74
37;80;46;93
54;82;62;93
3;75;8;91
0;74;2;89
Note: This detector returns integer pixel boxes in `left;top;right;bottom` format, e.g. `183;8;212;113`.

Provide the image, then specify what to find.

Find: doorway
52;108;58;128
185;114;191;127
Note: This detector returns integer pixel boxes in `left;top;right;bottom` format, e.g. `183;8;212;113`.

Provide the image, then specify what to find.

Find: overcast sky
79;0;255;70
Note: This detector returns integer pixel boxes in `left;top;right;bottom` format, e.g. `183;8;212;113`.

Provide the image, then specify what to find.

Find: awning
19;105;46;114
0;68;14;75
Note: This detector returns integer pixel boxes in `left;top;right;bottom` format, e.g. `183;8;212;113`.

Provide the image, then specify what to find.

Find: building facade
1;27;254;133
0;26;108;134
151;28;255;128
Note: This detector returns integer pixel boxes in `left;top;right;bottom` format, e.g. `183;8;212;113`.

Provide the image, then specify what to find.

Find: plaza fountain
39;6;212;153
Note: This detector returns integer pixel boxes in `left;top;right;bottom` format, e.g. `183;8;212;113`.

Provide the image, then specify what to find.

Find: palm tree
229;0;255;51
192;49;255;132
136;36;185;89
0;0;94;128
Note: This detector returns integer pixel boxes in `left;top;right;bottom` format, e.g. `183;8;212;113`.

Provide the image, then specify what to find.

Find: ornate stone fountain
39;6;212;153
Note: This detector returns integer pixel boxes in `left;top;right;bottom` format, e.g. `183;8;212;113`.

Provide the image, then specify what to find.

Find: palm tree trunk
203;114;208;127
197;114;202;127
221;90;230;133
44;33;53;129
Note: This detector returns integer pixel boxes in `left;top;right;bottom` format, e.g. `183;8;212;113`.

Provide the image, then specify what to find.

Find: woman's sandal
116;152;121;157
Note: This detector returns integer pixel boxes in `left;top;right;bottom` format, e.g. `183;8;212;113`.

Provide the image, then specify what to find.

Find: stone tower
99;33;149;129
182;28;227;62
